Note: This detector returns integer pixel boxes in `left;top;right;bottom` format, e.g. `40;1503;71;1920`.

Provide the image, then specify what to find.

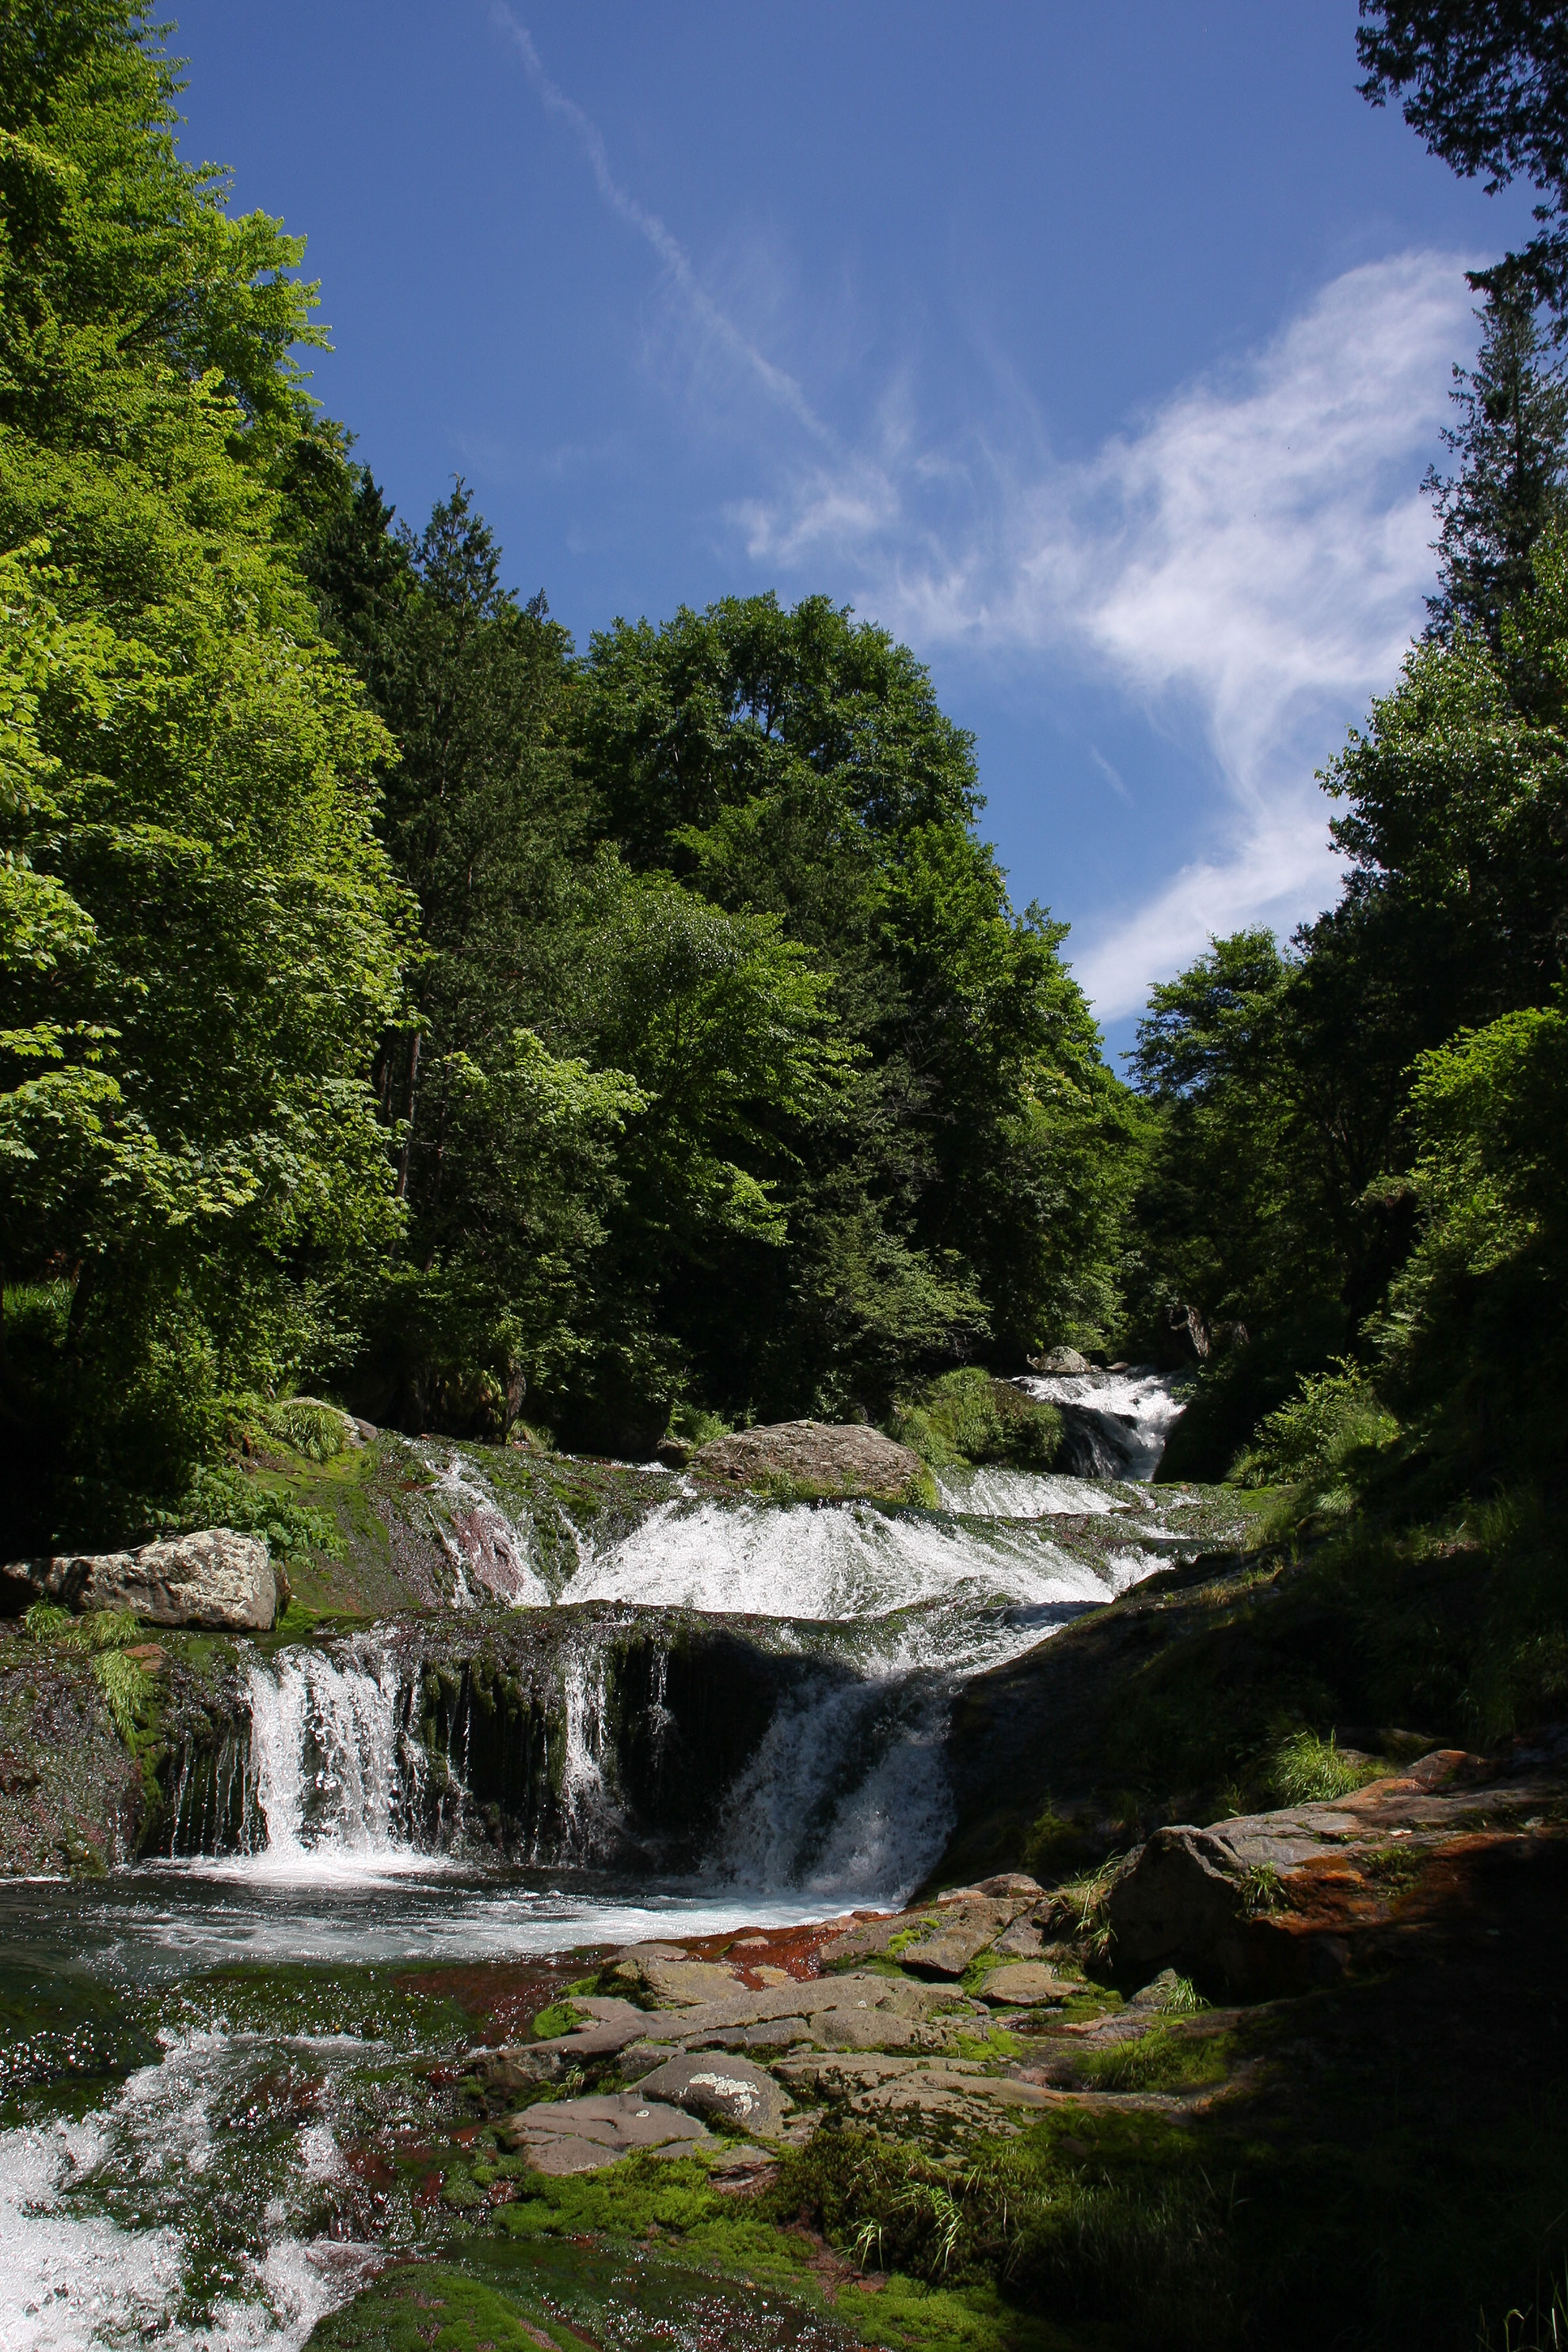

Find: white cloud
492;24;1475;1022
492;6;835;448
741;253;1475;1015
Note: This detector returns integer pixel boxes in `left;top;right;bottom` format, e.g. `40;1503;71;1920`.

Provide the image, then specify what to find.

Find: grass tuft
1269;1727;1380;1805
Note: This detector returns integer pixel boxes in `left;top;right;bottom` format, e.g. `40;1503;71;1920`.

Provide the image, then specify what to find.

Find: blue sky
170;2;1536;1056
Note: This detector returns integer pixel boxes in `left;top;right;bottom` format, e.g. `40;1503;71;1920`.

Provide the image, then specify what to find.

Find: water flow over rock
169;1378;1191;1901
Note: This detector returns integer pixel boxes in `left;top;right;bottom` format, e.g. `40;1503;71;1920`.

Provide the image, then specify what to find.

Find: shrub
889;1368;1062;1471
176;1463;345;1569
253;1397;350;1463
1232;1361;1398;1490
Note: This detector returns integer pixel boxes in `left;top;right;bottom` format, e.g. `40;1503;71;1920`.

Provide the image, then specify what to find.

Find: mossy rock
691;1421;936;1507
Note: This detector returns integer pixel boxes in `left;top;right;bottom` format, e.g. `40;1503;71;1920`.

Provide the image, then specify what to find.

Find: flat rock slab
687;2017;810;2053
635;1969;963;2043
818;1913;923;1966
980;1963;1075;2006
615;1955;744;2006
775;2052;1052;2141
503;2091;716;2173
615;2039;681;2080
813;2008;947;2052
900;1897;1024;1977
634;2050;794;2137
776;2053;964;2098
991;1916;1046;1959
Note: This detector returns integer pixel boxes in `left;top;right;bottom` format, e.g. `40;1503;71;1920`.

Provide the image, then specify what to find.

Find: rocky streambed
3;1410;1564;2348
3;1739;1566;2352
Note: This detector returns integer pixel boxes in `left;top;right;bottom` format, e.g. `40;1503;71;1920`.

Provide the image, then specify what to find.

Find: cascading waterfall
187;1374;1191;1900
1019;1364;1186;1480
553;1644;613;1859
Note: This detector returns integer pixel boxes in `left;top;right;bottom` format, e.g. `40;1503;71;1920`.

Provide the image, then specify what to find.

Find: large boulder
1;1528;278;1631
1105;1825;1246;1983
691;1421;931;1505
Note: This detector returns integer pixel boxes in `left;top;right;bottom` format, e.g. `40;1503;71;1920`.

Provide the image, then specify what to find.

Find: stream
0;1371;1198;2350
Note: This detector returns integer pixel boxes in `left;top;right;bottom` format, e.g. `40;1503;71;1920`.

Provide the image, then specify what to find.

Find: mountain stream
0;1372;1208;2349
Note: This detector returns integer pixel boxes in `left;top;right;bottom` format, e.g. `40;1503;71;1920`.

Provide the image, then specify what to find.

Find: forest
2;0;1566;1711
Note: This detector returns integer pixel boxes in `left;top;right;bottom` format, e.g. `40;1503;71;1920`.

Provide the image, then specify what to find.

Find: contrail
492;6;836;448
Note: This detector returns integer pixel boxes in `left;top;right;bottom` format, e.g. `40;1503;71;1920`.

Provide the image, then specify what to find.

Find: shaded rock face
1102;1746;1568;1997
1106;1825;1246;1984
691;1421;927;1504
2;1529;276;1631
0;1631;146;1874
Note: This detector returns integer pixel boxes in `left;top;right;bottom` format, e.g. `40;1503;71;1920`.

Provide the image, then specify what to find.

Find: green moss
305;2263;574;2350
528;2000;582;2040
947;2023;1025;2064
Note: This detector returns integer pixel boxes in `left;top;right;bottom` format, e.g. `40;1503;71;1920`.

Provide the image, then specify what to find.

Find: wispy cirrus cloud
740;253;1473;1014
492;3;835;449
495;18;1474;1021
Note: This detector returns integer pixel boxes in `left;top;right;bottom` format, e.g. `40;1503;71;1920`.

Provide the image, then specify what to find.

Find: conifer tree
1425;276;1568;648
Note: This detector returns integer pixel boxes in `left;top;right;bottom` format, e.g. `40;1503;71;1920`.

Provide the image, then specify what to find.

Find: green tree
0;3;409;1543
1358;3;1568;316
572;593;1136;1410
1425;276;1568;652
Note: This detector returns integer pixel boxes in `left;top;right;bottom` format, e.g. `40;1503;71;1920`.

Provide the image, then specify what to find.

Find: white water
238;1644;430;1871
1020;1365;1187;1480
556;1490;1138;1623
0;2033;378;2352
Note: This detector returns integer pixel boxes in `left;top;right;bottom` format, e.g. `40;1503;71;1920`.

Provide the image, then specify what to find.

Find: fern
92;1650;153;1742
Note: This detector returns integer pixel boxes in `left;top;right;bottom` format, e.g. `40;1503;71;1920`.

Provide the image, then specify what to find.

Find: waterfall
553;1643;616;1861
164;1368;1200;1896
238;1646;425;1864
708;1669;954;1898
1018;1365;1186;1481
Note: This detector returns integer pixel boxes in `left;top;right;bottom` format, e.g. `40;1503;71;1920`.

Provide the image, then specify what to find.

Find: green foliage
21;1601;72;1640
1239;1863;1285;1918
253;1397;348;1463
179;1462;344;1569
1422;279;1568;654
1233;1363;1399;1492
22;1602;140;1653
889;1368;1062;1472
1357;6;1568;318
91;1646;152;1741
770;2122;1235;2345
0;5;409;1546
